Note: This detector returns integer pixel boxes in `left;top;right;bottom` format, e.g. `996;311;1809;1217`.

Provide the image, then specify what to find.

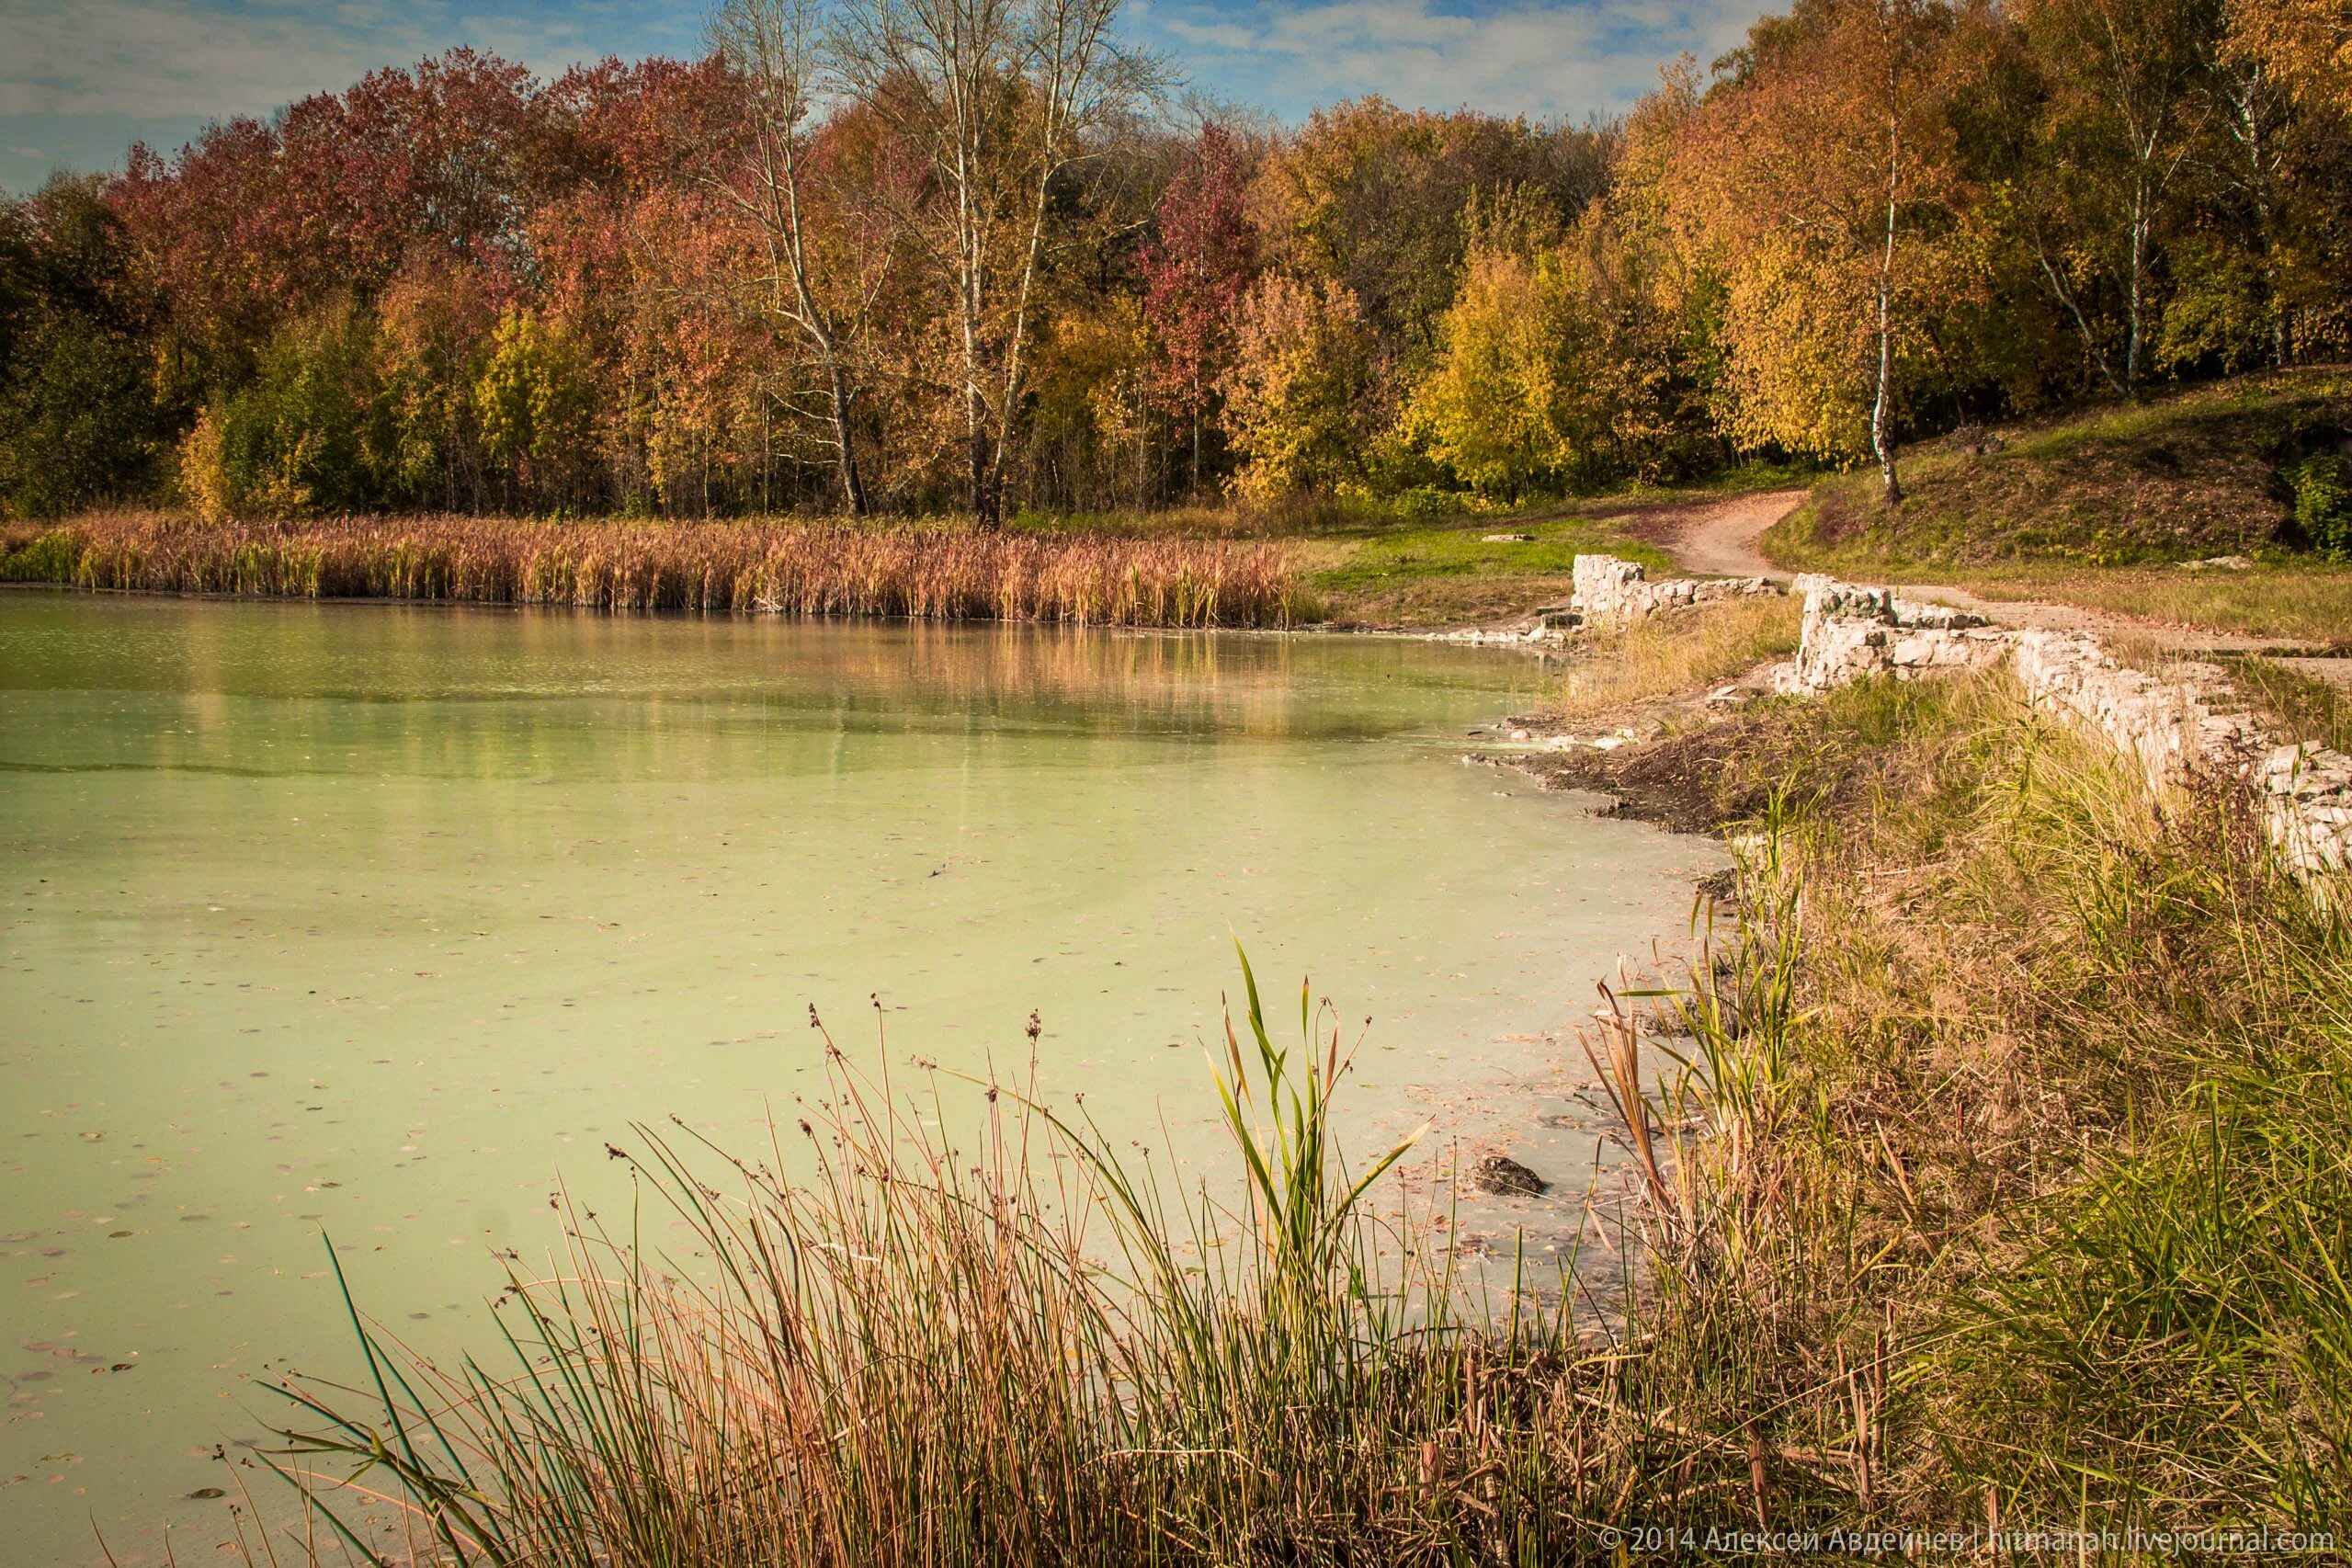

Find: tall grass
2230;654;2352;753
1548;595;1801;724
0;511;1307;629
1634;673;2352;1540
244;964;1770;1567
229;673;2352;1563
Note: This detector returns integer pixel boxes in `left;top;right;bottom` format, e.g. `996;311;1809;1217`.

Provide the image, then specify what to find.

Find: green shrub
177;305;379;520
0;526;82;582
1387;483;1465;519
0;310;162;518
2289;453;2352;560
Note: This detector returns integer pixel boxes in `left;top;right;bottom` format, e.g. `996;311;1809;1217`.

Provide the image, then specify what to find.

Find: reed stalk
1;512;1307;629
220;671;2352;1562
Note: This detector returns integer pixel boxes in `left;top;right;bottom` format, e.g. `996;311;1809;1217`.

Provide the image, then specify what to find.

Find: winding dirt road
1661;488;1808;581
1653;488;2335;663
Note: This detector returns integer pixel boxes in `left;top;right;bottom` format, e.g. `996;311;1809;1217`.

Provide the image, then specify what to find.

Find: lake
0;592;1716;1563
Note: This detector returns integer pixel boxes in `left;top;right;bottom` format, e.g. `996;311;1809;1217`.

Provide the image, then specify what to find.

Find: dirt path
1655;488;2327;660
1663;488;1809;580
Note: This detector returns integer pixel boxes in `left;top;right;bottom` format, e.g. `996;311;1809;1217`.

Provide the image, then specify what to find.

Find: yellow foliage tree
1402;247;1576;498
176;404;236;524
2227;0;2352;115
1667;0;1976;502
475;308;595;507
1218;274;1371;498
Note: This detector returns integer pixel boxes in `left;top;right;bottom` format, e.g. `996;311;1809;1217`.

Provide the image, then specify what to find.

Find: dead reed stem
5;512;1307;629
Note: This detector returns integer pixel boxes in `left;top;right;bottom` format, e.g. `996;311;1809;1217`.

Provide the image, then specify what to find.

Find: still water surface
1;593;1713;1562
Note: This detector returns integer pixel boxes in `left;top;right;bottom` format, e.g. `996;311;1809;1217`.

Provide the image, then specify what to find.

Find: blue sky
1;0;1766;194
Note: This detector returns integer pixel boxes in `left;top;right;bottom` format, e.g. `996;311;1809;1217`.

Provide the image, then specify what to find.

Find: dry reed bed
1;512;1306;628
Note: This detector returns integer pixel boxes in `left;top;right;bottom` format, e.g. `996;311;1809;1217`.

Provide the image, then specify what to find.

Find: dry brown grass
2225;654;2352;753
1547;671;2352;1535
1546;594;1801;725
0;510;1309;628
1955;565;2352;644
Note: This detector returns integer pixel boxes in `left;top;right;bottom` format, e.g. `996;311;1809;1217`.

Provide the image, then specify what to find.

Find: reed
0;511;1309;629
239;955;1859;1567
222;672;2352;1563
1548;596;1802;725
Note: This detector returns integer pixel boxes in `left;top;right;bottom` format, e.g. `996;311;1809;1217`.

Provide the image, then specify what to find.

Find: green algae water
0;593;1717;1563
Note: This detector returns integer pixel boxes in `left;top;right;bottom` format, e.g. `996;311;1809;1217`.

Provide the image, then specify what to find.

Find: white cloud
2;0;409;118
1160;17;1260;50
0;0;626;121
0;0;1768;196
1135;0;1763;120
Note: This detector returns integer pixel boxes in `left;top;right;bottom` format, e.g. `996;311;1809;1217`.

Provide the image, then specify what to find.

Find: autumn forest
2;0;2348;529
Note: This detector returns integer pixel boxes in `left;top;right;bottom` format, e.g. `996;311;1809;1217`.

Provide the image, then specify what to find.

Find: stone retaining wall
1778;575;2007;693
2266;744;2352;875
1780;574;2352;881
1571;554;1778;627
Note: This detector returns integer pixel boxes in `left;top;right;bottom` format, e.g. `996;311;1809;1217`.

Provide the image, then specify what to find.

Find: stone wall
1570;554;1778;627
2265;744;2352;875
2007;632;2271;787
1780;573;2352;882
1778;575;2007;694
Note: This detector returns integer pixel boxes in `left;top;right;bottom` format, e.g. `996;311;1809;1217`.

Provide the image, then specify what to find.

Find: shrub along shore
0;511;1308;629
232;635;2348;1563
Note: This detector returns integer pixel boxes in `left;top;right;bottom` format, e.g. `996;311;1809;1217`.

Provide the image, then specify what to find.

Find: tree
2189;0;2352;369
1026;292;1154;507
475;307;596;507
835;0;1165;527
1672;0;1975;502
0;311;157;517
710;0;894;514
1218;272;1370;496
367;250;498;508
1139;123;1258;494
1248;100;1615;434
2224;0;2352;117
178;304;380;518
0;176;165;517
2017;0;2222;392
1402;246;1575;498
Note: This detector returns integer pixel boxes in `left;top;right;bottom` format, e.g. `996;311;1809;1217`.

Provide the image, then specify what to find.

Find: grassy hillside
1770;367;2352;569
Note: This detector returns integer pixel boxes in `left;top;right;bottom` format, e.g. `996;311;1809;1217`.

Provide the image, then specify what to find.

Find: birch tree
834;0;1163;527
1671;0;1971;504
710;0;892;514
2017;0;2219;392
2225;0;2352;116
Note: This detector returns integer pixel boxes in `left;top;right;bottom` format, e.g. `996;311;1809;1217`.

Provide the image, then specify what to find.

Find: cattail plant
3;511;1308;629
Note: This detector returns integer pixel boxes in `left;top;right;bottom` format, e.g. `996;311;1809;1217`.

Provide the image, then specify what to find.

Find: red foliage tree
1138;124;1259;491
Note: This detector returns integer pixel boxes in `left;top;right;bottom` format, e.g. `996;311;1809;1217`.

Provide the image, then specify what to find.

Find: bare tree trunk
2032;233;2127;396
2125;166;2148;392
837;0;1162;535
828;364;868;516
713;0;888;518
969;410;999;528
2224;61;2292;368
1873;61;1903;508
